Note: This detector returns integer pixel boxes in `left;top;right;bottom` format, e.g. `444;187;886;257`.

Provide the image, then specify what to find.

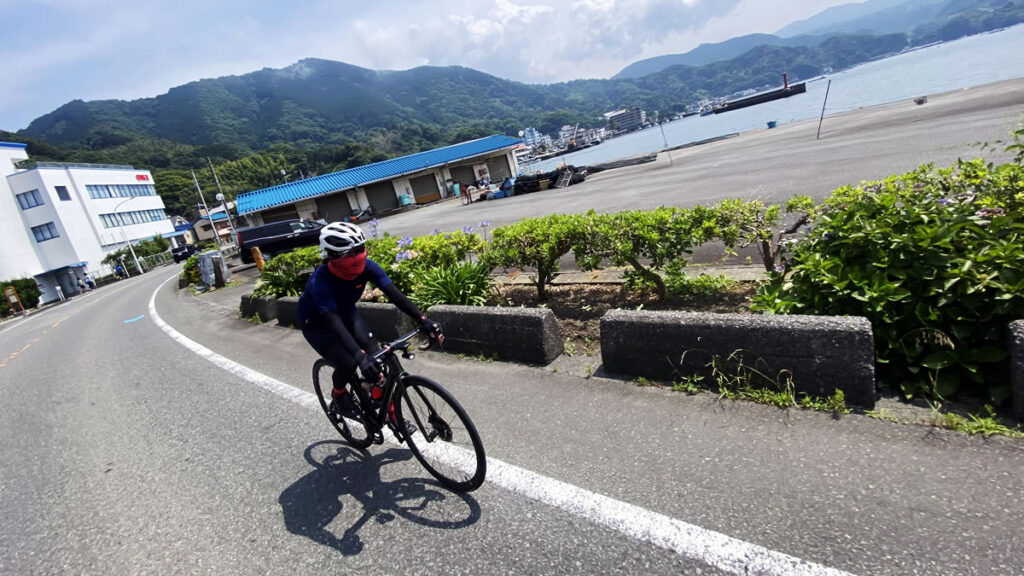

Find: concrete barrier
276;297;299;328
427;304;563;365
240;293;257;318
601;311;876;407
356;302;417;341
1011;320;1024;420
252;296;277;322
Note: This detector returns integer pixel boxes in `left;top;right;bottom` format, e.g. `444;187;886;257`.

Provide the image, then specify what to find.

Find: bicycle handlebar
369;327;441;363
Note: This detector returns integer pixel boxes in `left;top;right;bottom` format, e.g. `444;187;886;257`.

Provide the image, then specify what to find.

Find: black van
236;219;324;263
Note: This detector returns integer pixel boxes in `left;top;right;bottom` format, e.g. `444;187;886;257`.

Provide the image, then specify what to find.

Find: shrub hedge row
246;135;1024;406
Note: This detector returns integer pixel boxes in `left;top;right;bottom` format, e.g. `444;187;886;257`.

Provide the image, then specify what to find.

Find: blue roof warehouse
236;135;522;224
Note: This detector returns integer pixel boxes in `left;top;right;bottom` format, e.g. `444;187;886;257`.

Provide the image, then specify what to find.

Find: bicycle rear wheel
312;359;373;449
396;376;486;492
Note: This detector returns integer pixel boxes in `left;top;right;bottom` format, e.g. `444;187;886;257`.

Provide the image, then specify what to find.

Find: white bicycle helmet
319;221;366;258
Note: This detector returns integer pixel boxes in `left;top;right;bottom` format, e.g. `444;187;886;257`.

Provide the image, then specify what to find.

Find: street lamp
113;196;144;276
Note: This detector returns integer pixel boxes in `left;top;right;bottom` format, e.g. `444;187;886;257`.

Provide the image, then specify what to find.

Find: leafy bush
252;246;322;297
572;206;715;300
0;278;42;315
367;229;484;296
753;159;1024;404
412;261;495;309
485;213;584;300
181;254;202;286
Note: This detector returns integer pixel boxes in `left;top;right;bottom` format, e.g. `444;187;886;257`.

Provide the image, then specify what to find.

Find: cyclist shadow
279;440;482;556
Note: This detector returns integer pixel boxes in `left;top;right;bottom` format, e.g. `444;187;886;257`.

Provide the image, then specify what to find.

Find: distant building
0;142;174;302
558;125;579;146
236;135;522;225
522;127;543;147
604;108;647;133
192;202;237;245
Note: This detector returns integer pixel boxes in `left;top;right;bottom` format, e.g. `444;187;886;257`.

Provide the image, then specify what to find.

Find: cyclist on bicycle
298;221;442;426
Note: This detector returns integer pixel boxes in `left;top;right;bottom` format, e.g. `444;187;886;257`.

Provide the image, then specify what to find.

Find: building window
87;183;156;199
98;208;169;228
16;189;44;210
31;222;60;242
55;185;71;201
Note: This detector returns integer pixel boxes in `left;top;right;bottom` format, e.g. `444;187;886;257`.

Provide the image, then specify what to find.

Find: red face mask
327;251;367;280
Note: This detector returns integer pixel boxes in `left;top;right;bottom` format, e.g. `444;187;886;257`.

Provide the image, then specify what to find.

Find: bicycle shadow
279;440;482;556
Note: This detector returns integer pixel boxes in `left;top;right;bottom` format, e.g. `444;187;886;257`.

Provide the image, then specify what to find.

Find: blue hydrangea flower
398;236;413;248
396;250;412;262
462;226;475;234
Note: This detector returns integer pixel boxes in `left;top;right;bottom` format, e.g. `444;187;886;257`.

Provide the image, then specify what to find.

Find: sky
0;0;857;131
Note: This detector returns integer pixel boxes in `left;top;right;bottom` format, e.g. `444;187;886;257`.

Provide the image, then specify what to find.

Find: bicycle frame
349;329;424;440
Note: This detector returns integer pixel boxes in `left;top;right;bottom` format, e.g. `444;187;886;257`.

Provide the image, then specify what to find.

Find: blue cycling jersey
297;259;392;325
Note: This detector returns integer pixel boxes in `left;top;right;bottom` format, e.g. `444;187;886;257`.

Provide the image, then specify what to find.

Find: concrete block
427;305;563;365
276;297;299;328
252;296;277;323
601;311;876;407
357;302;417;342
239;293;257;318
1010;320;1024;420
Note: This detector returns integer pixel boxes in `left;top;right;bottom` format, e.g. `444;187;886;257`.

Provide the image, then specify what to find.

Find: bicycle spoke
397;376;486;492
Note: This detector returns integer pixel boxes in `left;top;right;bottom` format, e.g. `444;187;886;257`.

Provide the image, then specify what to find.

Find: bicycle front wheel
396;376;486;492
312;359;373;449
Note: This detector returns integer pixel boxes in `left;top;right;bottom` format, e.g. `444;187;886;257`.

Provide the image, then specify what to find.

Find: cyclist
298;221;442;428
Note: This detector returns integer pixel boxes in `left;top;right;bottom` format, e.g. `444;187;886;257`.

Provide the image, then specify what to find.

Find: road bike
312;328;486;492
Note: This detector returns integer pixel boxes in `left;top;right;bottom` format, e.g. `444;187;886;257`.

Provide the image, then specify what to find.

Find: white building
1;142;174;303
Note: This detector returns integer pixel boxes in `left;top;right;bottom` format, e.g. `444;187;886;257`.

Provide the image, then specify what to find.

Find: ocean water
528;24;1024;173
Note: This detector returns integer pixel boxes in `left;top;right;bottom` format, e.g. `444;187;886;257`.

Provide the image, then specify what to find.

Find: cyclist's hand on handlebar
355;350;382;383
419;316;444;344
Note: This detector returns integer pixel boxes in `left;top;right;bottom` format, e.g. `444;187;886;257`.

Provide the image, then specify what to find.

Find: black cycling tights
302;314;380;391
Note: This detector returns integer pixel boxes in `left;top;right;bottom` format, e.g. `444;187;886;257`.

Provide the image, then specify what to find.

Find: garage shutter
486;156;511;181
261;206;300;223
450;166;475;187
410;174;440;204
363;182;399;211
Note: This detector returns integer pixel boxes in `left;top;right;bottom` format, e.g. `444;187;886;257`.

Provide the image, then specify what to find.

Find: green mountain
612;34;829;80
777;0;933;36
17;31;912;155
617;0;1022;79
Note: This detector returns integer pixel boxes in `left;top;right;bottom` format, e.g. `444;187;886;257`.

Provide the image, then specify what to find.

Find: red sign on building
136;174;150;181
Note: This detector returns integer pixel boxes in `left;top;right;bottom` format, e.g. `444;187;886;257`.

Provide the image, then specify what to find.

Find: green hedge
754;158;1024;404
1;278;41;315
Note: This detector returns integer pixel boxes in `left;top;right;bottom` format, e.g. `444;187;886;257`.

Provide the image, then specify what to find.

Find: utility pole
191;169;219;247
208;158;236;245
659;122;673;167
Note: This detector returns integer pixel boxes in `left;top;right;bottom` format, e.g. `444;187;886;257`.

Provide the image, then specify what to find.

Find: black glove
419;316;442;338
355;350;381;383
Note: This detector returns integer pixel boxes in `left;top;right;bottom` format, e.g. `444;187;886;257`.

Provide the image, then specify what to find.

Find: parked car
172;244;198;263
236;219;324;264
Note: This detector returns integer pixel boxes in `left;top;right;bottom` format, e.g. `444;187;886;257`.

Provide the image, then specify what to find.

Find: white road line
149;275;856;576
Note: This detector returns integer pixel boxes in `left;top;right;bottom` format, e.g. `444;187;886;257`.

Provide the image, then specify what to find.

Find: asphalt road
3;266;1023;575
